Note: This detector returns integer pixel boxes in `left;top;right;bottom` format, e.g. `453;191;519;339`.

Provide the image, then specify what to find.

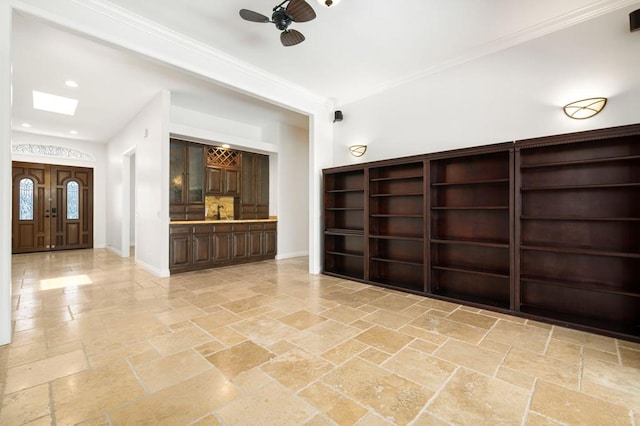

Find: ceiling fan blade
286;0;316;22
281;29;305;46
239;9;270;23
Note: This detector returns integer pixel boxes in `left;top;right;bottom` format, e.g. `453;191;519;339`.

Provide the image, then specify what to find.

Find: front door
12;161;93;253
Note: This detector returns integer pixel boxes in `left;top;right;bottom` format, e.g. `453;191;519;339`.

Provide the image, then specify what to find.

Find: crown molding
339;0;640;106
77;0;330;108
12;0;330;112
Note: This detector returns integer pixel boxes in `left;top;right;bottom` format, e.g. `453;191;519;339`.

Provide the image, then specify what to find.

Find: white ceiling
11;0;640;143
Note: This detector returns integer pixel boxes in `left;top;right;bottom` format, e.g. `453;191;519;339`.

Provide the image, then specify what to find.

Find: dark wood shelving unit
516;125;640;338
321;123;640;341
323;168;367;281
429;146;514;309
368;161;427;293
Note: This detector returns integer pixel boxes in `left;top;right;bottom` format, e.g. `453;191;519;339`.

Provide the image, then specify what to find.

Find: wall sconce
563;97;607;119
317;0;341;8
349;145;367;157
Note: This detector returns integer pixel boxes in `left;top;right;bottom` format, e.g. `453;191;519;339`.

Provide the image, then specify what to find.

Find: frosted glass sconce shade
349;145;367;157
563;98;607;119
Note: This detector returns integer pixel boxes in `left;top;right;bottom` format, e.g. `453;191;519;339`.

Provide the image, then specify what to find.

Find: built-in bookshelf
516;127;640;336
323;168;366;280
368;161;426;293
429;147;513;309
322;123;640;341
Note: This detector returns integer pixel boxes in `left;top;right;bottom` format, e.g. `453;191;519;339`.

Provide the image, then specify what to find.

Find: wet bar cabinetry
322;123;640;341
170;139;205;221
170;221;277;273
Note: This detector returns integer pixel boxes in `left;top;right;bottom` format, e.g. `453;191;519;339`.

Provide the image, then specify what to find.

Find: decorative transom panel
207;147;240;168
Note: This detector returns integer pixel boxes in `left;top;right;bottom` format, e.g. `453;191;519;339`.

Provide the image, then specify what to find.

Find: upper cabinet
205;147;241;197
170;139;204;221
241;152;269;219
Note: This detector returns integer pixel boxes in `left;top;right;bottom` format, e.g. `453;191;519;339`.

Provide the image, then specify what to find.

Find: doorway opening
12;161;94;253
122;149;136;258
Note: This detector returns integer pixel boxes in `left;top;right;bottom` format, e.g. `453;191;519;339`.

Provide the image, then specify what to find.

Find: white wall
275;124;310;259
106;91;170;276
333;8;640;165
11;132;107;248
0;2;12;346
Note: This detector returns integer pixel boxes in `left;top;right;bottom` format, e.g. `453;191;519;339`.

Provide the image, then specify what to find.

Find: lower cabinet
170;221;277;273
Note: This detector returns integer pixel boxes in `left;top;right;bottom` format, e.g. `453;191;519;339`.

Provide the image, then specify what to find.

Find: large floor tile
52;360;145;424
206;340;275;378
531;380;630;425
109;370;238;424
4;349;88;394
428;368;530;425
215;381;315;425
323;357;432;424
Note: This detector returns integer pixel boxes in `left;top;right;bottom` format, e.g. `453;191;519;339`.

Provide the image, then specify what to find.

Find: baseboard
275;251;309;260
106;245;122;256
136;258;170;277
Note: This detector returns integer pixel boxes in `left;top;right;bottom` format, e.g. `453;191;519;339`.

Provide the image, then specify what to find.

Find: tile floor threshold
1;249;639;425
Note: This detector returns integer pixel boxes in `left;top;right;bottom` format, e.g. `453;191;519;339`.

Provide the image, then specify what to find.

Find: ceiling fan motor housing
272;9;292;30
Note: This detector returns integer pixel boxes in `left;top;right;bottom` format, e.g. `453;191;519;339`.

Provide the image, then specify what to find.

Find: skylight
32;90;78;116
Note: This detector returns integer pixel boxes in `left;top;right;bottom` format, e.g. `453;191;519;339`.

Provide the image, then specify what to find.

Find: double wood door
12;162;93;253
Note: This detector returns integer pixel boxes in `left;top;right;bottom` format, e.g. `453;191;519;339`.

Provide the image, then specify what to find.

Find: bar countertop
170;217;277;225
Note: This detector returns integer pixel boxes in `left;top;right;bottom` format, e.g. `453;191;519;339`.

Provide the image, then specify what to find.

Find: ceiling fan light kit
317;0;341;8
239;0;316;46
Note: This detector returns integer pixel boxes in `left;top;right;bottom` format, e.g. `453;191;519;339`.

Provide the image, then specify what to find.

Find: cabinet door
212;233;232;263
170;142;186;205
241;153;256;218
232;232;248;260
169;235;191;269
187;145;204;203
263;229;277;256
249;230;263;257
255;154;270;219
206;167;223;195
192;233;212;265
224;169;240;196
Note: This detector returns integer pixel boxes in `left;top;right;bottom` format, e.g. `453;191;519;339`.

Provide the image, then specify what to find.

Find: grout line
125;357;151;395
578;345;584;392
520;377;538;426
48;381;58;426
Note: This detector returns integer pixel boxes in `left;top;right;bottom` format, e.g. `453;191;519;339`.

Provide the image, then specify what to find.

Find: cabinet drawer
193;224;214;234
213;224;232;233
249;223;264;230
232;223;250;232
170;225;192;235
264;222;277;230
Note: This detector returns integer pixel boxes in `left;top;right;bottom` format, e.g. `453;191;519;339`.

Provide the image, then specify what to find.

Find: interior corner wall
11;132;107;248
0;2;12;346
106;91;169;276
275;123;309;259
333;10;640;166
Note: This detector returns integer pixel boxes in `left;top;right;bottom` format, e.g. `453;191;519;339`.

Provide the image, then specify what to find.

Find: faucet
217;204;224;220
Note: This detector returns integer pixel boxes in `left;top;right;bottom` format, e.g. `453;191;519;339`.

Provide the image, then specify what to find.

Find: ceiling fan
239;0;317;46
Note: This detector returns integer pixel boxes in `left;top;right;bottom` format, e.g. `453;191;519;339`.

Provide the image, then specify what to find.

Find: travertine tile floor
1;249;639;425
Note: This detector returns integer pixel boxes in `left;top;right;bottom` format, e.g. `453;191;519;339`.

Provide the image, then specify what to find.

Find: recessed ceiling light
32;90;78;116
65;80;79;88
21;122;31;128
221;144;231;149
69;130;78;135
